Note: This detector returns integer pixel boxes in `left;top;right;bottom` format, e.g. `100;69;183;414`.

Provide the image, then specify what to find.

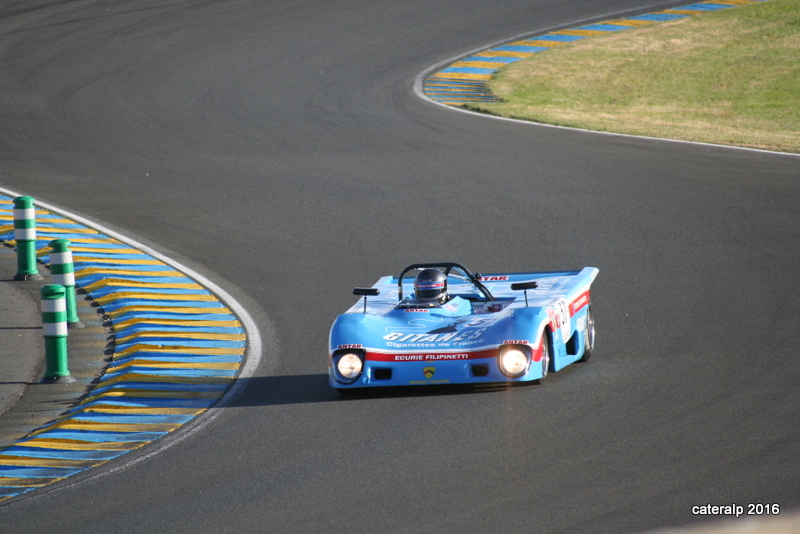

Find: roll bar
397;262;495;301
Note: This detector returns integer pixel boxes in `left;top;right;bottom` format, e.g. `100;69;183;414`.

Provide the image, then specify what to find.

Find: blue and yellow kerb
0;194;245;501
424;0;769;106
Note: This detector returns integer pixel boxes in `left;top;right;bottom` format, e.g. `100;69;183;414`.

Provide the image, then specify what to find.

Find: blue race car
328;262;598;392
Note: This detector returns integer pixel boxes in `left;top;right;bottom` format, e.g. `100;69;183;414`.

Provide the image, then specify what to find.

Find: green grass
471;0;800;153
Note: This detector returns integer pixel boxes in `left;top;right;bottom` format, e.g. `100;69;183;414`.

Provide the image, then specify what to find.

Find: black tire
579;306;595;362
539;332;550;381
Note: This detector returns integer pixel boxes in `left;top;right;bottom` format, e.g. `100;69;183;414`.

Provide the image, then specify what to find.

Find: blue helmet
414;268;447;303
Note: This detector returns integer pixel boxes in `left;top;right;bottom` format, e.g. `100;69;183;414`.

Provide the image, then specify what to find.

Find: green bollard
41;284;75;383
13;196;42;281
48;238;83;327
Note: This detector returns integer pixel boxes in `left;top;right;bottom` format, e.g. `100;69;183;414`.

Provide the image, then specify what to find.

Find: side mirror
511;281;538;307
353;288;380;296
510;281;538;291
353;287;380;313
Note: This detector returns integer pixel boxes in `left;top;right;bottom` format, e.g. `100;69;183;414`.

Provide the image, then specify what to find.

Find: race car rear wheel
579;306;595;363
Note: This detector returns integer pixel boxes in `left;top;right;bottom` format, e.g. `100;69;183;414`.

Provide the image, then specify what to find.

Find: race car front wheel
539;333;550;382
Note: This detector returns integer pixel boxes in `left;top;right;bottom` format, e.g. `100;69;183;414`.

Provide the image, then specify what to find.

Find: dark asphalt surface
0;249;43;422
1;0;798;532
0;245;109;449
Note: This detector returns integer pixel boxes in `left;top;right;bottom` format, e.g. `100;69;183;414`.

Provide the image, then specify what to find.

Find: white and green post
48;238;82;327
41;284;75;383
13;196;42;280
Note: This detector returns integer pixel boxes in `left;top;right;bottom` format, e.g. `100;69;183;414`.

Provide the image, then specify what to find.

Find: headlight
498;346;530;378
335;352;364;383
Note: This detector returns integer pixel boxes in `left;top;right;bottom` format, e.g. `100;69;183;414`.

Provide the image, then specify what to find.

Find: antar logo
423;367;436;379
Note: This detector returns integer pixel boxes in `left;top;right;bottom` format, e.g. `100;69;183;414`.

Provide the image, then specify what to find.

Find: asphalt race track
1;1;798;532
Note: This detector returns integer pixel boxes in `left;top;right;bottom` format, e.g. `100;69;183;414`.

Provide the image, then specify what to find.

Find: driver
413;268;471;315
